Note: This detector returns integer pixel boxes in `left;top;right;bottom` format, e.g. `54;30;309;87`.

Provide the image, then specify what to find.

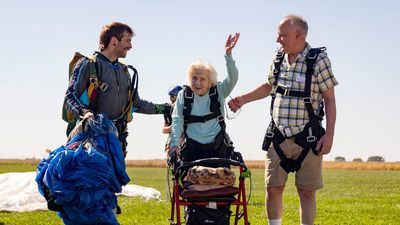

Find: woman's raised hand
225;33;240;55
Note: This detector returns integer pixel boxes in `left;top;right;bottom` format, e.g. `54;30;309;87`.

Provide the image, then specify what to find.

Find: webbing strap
273;137;311;173
116;65;138;122
303;48;324;123
270;50;285;115
270;126;313;173
184;112;221;123
182;86;194;133
88;59;100;113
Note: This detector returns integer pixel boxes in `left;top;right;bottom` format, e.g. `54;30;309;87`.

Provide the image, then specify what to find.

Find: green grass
1;165;400;225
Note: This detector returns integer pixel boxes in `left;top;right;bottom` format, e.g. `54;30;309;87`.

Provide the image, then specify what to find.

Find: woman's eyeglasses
225;95;241;120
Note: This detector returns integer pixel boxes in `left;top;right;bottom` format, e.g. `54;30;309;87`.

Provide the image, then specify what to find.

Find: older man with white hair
229;15;338;225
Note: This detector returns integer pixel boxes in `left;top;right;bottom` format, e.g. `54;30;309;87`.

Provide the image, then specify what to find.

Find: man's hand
82;111;94;120
228;96;244;112
225;33;240;55
162;125;171;134
317;133;334;156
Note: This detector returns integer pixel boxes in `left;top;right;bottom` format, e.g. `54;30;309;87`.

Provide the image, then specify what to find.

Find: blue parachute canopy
36;114;130;225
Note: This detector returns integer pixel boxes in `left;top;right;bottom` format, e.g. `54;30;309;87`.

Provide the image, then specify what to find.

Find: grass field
1;164;400;225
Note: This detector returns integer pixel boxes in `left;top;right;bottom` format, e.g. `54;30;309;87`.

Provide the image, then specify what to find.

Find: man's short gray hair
283;14;308;36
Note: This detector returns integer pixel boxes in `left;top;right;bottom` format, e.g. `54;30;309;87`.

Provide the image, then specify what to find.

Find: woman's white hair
186;61;218;86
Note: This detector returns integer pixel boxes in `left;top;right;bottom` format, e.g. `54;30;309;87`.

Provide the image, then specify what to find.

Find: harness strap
270;50;285;116
272;138;302;173
116;65;138;122
182;85;226;133
268;122;319;173
183;86;194;133
184;112;222;123
89;60;101;112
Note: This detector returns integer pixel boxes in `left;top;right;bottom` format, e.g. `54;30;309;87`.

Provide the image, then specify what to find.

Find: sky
0;0;399;162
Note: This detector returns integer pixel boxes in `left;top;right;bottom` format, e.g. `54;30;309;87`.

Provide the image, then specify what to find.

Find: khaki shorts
265;137;323;191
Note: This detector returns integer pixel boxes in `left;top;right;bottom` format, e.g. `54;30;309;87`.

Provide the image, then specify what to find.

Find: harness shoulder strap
303;47;326;122
304;47;325;96
87;55;101;112
270;50;285;115
272;50;285;86
182;85;194;132
209;85;225;131
123;65;138;123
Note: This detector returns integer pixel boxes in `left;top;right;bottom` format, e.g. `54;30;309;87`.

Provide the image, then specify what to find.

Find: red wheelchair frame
169;157;250;225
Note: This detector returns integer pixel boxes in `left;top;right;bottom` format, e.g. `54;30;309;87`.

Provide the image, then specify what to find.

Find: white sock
268;218;282;225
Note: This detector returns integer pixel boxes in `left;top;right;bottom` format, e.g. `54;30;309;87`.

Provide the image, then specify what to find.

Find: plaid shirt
267;43;338;137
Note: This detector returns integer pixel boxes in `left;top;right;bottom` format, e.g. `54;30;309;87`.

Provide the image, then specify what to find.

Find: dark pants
180;132;232;166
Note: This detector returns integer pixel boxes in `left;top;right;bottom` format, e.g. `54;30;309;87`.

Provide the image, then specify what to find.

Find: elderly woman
169;33;240;162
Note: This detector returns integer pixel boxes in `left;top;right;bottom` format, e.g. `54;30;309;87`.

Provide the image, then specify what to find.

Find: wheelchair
167;150;251;225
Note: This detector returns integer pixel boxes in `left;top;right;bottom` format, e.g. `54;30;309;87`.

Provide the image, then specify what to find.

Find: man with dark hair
65;22;169;157
229;15;338;225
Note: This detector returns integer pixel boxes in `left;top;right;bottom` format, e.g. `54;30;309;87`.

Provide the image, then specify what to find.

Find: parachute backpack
62;52;139;135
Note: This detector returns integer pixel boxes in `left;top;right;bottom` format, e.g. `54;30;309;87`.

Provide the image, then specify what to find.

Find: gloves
155;103;172;114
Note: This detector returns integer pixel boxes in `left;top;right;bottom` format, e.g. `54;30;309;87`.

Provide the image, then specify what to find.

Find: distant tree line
333;156;385;162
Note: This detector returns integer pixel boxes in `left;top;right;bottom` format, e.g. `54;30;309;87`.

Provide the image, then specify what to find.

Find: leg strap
272;137;310;173
267;122;324;173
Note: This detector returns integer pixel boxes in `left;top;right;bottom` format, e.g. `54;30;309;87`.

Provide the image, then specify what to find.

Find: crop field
0;161;399;224
2;159;399;170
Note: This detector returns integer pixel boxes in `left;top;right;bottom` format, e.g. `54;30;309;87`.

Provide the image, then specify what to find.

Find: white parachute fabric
0;172;161;212
0;172;47;212
118;184;161;200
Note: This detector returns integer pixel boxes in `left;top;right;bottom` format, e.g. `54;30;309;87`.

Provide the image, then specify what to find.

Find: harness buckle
99;82;108;92
303;97;312;103
217;115;224;122
275;84;290;96
307;52;318;60
276;51;284;58
283;88;290;96
184;90;194;99
265;131;274;138
90;77;99;87
306;135;317;142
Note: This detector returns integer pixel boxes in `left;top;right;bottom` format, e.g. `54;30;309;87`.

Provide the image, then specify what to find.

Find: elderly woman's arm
169;92;184;153
220;33;240;97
